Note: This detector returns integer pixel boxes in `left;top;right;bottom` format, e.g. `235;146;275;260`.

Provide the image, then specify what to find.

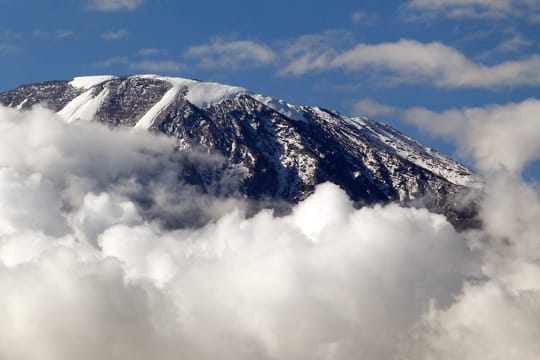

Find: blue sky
2;0;540;175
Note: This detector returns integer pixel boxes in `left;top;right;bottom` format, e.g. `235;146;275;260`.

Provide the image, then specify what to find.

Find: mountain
0;75;482;227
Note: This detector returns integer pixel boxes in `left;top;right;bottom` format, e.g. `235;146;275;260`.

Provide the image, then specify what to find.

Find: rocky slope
0;75;482;227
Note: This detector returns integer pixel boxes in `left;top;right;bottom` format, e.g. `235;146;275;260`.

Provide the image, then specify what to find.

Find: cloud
351;11;367;23
32;29;49;37
491;32;533;54
92;56;184;74
456;29;533;60
102;29;129;40
0;180;473;360
350;11;379;25
474;31;534;62
530;13;540;23
0;105;478;359
404;99;540;174
353;98;397;117
2;99;540;359
400;175;540;360
394;93;540;359
56;30;74;39
92;56;129;68
280;30;353;60
31;29;74;39
137;48;168;57
276;30;353;76
405;0;540;20
0;106;240;228
129;60;184;73
0;43;22;55
88;0;143;11
0;30;21;40
186;39;276;69
282;38;540;88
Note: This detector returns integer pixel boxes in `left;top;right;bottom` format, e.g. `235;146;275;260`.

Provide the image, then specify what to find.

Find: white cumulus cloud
282;39;540;88
186;39;276;69
1;99;540;360
353;98;397;118
0;105;477;359
404;98;540;174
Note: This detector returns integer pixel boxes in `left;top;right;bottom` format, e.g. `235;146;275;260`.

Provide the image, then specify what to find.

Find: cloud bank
282;39;540;88
0;104;539;359
404;98;540;174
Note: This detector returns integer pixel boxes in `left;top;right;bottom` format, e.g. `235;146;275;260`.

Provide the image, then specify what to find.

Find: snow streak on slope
58;87;110;123
134;84;181;129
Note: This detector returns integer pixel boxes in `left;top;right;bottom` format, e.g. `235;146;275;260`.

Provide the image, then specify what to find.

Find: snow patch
133;75;246;109
16;99;28;110
70;76;115;90
132;76;307;115
134;86;181;129
251;94;306;122
58;88;110;123
186;82;246;109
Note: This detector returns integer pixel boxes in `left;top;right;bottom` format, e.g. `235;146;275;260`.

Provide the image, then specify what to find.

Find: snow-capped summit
0;74;481;227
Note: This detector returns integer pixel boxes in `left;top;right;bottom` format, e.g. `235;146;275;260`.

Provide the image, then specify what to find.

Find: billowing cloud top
0;99;540;360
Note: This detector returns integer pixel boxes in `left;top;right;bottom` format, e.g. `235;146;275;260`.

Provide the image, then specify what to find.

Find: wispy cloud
281;30;353;59
186;39;276;69
56;30;74;39
91;56;129;68
404;99;540;174
87;0;143;11
129;60;184;73
32;29;48;37
350;11;379;26
404;0;540;21
137;48;168;57
0;43;23;55
276;31;353;76
93;56;184;73
32;29;74;39
0;30;21;41
351;11;367;23
496;34;532;53
102;29;129;40
0;38;22;55
353;98;397;118
282;39;540;88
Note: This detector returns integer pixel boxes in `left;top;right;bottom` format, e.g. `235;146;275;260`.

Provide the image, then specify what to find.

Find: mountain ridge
0;74;481;227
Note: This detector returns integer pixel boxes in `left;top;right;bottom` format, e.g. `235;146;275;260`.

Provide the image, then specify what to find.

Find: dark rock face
0;81;81;111
95;77;172;127
0;75;482;227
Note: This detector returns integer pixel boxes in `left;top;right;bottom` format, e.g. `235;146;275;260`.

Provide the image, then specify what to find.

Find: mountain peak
0;75;481;227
